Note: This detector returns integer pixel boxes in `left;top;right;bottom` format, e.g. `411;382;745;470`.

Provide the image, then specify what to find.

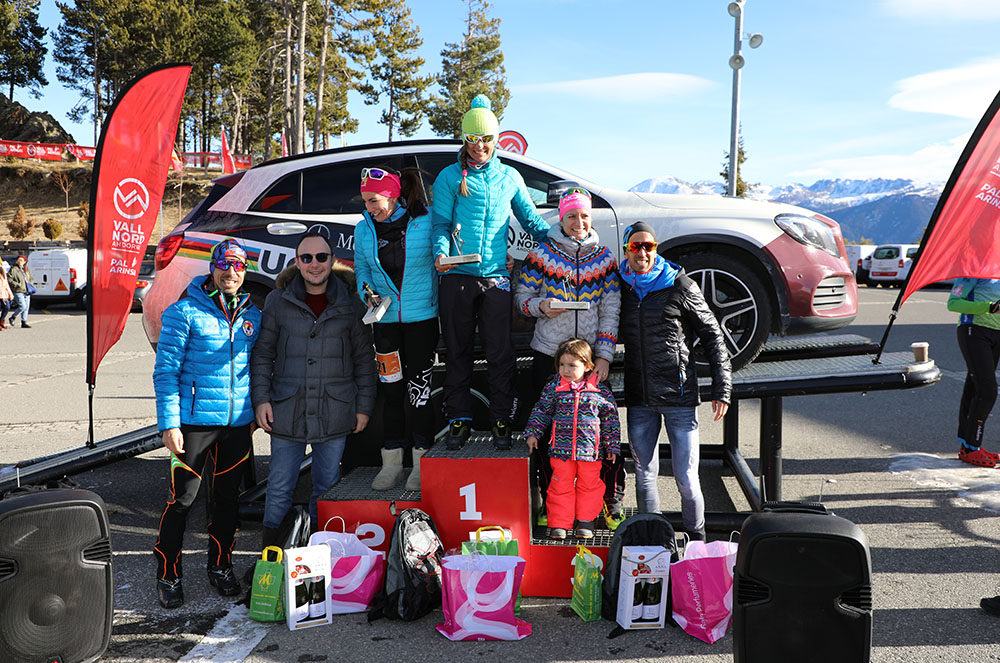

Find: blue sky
27;0;1000;190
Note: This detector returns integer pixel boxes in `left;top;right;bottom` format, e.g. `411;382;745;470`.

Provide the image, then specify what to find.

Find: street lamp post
727;1;762;197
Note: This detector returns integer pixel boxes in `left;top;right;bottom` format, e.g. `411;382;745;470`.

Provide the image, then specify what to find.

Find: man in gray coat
252;232;377;544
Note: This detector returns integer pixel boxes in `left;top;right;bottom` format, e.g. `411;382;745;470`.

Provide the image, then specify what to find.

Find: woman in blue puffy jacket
432;94;551;451
354;166;439;491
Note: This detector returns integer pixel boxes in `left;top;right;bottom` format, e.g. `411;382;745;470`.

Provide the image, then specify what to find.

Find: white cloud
882;0;1000;20
889;58;1000;119
513;73;714;102
788;133;970;183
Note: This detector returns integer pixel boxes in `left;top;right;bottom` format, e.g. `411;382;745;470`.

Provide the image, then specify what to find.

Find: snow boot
372;448;404;490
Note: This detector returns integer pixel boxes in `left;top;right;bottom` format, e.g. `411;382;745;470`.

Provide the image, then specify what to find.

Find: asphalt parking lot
1;285;999;662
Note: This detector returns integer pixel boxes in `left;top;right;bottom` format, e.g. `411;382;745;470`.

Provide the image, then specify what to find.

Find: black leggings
956;324;1000;448
374;318;440;450
439;274;516;422
154;424;251;581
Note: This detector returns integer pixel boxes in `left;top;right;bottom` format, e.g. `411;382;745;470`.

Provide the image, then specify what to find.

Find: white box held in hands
363;297;389;324
617;545;671;630
549;300;590;311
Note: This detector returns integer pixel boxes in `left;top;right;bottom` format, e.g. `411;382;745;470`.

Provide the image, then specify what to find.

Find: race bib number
376;350;403;383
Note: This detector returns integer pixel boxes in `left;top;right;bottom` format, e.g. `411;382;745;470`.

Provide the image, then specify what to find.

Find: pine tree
0;0;48;101
720;134;756;198
427;0;509;139
306;0;370;152
361;0;431;141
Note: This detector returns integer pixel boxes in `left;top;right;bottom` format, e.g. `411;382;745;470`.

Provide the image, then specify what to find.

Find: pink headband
559;192;592;219
360;172;401;199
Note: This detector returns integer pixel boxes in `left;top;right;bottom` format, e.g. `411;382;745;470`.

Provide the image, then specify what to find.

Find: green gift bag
462;526;522;615
571;545;603;622
249;546;285;622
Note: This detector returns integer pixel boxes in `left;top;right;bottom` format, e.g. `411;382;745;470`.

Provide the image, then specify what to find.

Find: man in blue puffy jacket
152;239;261;609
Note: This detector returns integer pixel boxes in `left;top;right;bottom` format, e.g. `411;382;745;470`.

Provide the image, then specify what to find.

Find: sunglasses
297;252;331;264
624;241;658;253
213;258;247;272
463;134;495;145
361;167;396;182
560;187;591;199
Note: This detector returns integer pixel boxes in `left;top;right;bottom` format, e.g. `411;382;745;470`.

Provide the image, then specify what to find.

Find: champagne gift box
616;546;671;630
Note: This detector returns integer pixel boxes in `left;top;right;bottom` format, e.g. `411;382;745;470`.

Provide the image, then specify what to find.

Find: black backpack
601;512;678;621
368;508;445;622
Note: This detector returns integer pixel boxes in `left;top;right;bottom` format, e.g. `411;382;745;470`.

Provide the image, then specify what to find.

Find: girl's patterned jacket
523;373;621;462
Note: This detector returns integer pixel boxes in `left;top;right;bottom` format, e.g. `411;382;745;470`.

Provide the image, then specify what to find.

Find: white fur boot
406;448;427;491
371;448;404;491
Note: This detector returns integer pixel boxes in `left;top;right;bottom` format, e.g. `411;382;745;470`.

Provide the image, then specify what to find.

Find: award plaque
549;300;591;311
439;224;482;266
361;282;389;324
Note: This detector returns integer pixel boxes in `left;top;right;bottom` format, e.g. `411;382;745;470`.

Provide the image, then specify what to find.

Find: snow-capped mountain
630;175;725;196
629;176;944;245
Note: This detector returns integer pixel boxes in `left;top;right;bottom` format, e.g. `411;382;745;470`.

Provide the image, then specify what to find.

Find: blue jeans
264;435;347;530
626;405;705;536
10;293;29;323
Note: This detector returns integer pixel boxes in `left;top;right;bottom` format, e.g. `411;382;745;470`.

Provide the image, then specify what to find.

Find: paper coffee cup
911;342;929;362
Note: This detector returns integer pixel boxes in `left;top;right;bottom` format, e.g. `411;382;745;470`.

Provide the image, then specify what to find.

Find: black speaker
733;508;872;663
0;488;113;663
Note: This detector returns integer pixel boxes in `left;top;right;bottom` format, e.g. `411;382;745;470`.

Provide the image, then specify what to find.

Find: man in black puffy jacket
617;222;732;540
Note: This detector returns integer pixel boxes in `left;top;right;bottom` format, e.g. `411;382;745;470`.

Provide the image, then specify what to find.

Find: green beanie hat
461;94;499;136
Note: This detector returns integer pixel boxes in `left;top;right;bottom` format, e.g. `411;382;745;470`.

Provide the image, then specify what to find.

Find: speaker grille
840;585;873;612
735;575;771;604
0;491;112;663
0;558;16;581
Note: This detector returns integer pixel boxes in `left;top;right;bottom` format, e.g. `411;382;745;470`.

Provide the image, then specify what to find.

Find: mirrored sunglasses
560;187;591;199
361;167;394;182
463;134;495;145
297;252;331;264
213;258;247;272
624;241;658;253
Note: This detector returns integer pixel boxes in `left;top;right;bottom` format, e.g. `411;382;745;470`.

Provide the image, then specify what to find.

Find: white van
27;248;89;308
868;244;919;286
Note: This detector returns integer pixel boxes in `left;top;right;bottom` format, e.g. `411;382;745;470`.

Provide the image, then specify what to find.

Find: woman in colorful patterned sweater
514;186;623;529
523;339;621;540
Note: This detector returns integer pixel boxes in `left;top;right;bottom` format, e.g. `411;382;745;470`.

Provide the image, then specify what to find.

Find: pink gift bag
435;554;531;641
308;530;384;614
670;539;739;644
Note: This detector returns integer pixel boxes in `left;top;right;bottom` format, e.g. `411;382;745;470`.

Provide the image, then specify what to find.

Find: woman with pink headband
514;185;624;532
354;166;439;491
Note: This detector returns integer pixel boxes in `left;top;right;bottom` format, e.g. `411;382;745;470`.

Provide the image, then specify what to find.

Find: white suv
142;140;858;369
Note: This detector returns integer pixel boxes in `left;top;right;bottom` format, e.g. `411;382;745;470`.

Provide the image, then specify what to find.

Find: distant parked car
132;260;155;311
142;139;858;369
869;244;920;286
845;245;876;286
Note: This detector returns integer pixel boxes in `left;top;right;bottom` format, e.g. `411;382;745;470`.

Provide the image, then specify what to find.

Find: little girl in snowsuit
524;338;620;539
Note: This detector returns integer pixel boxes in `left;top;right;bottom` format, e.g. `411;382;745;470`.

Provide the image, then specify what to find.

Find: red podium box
317;434;611;597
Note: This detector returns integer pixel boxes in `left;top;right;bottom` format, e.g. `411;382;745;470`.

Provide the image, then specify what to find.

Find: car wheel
675;253;773;371
74;287;87;310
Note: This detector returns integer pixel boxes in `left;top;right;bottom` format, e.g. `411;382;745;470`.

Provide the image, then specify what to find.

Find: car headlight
774;213;840;257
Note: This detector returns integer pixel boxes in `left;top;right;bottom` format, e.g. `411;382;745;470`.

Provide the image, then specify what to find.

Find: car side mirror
547;180;583;206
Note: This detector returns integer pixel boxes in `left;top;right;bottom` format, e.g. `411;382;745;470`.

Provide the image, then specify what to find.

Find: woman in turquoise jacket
354;166;439;491
431;95;551;451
